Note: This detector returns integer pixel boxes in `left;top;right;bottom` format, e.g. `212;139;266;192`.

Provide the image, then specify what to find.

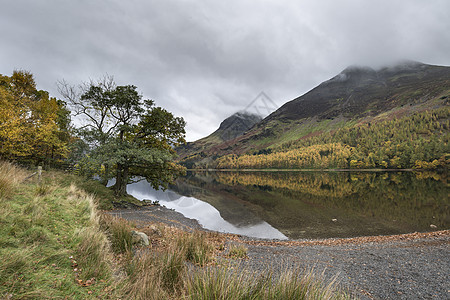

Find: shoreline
108;204;449;245
108;205;450;299
240;229;450;246
186;168;416;172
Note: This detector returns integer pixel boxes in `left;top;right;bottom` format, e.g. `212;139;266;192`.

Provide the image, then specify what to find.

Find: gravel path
107;206;450;300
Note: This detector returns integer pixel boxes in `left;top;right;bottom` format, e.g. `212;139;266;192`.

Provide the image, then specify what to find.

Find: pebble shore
109;205;450;299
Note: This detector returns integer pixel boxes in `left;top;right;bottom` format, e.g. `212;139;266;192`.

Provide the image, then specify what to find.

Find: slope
180;61;450;169
178;112;261;168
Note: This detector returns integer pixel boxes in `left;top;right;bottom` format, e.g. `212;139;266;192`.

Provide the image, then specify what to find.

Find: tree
58;78;186;196
0;70;70;164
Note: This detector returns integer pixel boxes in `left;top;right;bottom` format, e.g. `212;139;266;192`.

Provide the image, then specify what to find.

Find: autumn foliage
215;107;449;170
0;71;70;165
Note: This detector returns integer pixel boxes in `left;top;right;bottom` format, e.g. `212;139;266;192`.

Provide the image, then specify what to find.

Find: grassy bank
0;161;354;299
0;162;113;298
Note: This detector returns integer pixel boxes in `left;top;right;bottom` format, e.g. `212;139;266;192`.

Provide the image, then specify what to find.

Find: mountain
215;112;262;141
267;60;449;122
180;61;450;169
177;112;262;167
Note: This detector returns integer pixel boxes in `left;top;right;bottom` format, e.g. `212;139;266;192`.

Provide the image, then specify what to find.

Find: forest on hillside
215;107;449;170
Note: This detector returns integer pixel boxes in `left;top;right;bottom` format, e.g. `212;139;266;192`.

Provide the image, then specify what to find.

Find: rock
131;230;149;246
142;199;160;206
430;224;437;229
332;219;338;222
142;199;152;206
149;225;162;236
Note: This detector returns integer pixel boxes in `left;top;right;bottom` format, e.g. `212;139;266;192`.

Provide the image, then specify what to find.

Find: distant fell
267;61;449;122
177;112;262;165
216;112;263;141
179;61;450;168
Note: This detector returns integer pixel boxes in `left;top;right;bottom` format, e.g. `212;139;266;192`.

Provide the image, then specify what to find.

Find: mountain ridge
176;111;262;166
179;61;450;168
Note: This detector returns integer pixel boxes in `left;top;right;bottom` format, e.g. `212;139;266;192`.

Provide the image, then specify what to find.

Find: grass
227;244;248;258
49;170;142;210
0;161;28;199
99;214;134;254
0;161;355;299
0;162;113;299
185;265;351;300
177;231;215;266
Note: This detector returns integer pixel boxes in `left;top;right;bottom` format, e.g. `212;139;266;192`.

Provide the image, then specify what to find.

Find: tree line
215;107;449;170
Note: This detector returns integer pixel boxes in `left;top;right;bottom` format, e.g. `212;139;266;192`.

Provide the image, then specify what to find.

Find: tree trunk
114;164;129;196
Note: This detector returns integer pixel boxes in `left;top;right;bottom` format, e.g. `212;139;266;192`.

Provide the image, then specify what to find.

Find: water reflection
170;171;448;239
126;179;288;240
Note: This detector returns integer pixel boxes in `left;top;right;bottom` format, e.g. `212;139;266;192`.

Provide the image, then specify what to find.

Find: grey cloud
1;0;449;140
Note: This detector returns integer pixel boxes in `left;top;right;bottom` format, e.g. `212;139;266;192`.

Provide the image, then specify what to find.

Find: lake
126;171;449;240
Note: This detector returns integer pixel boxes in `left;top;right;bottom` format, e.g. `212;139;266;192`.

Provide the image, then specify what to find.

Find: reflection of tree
209;171;449;230
215;171;358;198
171;177;266;227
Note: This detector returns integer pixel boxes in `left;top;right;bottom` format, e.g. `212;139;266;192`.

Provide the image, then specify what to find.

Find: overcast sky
1;0;449;141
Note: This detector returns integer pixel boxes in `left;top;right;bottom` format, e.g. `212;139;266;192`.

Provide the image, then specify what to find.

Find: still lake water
126;171;448;240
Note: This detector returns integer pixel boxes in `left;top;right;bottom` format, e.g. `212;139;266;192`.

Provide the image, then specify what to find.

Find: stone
149;224;162;236
131;230;149;246
142;199;153;206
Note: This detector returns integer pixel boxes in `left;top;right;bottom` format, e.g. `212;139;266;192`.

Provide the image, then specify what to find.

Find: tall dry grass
67;184;114;281
185;266;351;300
0;161;28;199
227;244;248;259
100;214;134;254
122;247;185;300
119;226;353;299
176;231;215;266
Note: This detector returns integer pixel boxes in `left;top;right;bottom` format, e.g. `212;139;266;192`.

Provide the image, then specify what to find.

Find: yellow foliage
216;143;353;169
0;71;69;162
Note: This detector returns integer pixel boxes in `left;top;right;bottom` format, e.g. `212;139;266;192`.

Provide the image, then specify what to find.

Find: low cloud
1;0;449;140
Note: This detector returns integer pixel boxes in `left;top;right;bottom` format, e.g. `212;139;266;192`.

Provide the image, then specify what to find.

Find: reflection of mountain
126;178;287;239
174;171;448;239
126;179;183;202
170;177;265;228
